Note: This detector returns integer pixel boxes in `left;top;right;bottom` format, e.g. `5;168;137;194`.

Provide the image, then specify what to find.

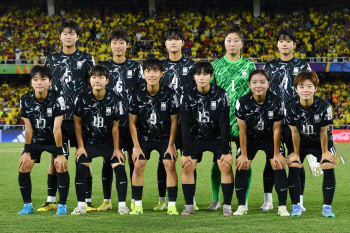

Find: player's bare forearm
112;120;121;151
273;120;282;155
320;125;329;154
53;115;63;147
168;114;177;147
129;113;141;148
74;115;84;148
24;118;33;145
237;118;248;156
289;125;300;155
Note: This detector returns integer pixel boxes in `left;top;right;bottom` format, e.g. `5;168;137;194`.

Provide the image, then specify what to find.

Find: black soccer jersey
235;91;284;144
285;96;333;147
74;90;123;146
181;84;231;154
129;84;179;142
102;59;145;127
20;90;66;145
45;50;95;121
264;58;311;104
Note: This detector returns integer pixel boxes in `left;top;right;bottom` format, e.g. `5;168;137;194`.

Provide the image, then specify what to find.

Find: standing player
286;71;336;217
209;25;256;210
156;28;197;211
71;65;129;215
181;61;233;216
262;28;311;211
234;70;289;216
129;59;179;215
98;29;144;211
18;66;69;215
42;21;96;212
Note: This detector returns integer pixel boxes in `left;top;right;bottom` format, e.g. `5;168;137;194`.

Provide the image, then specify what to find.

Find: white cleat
278;206;290;216
71;206;86;215
233;205;248;216
118;206;130;215
207;200;221;211
259;202;273;211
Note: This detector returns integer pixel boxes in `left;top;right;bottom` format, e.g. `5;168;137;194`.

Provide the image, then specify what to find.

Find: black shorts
21;144;68;163
189;139;232;163
62;120;78;148
299;140;335;163
78;144;121;164
119;127;133;151
175;124;183;150
236;141;285;160
281;125;293;155
138;140;171;161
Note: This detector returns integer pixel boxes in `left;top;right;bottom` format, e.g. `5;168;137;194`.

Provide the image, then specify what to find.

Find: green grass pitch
0;142;349;232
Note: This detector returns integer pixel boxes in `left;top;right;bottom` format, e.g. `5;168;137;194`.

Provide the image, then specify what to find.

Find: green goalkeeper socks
211;163;221;201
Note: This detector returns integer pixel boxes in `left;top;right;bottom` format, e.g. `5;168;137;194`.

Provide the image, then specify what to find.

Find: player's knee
54;163;67;173
182;163;195;174
163;161;176;173
19;162;33;173
321;161;334;169
219;162;232;173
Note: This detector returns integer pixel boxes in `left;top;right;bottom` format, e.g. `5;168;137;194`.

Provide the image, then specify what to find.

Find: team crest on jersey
77;61;84;69
161;102;167;111
314;114;320;123
106;107;112;116
268;111;274;119
242;70;247;78
127;70;133;78
293;67;299;75
183;67;188;75
211;101;217;110
47;108;52;117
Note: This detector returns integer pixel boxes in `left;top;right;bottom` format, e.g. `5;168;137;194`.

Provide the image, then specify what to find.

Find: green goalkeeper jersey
211;55;256;140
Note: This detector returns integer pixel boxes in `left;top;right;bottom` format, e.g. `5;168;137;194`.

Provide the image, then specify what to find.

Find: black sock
288;167;301;205
300;166;306;195
114;165;128;202
235;169;248;205
102;162;113;199
129;161;134;186
182;184;195;205
274;169;288;206
222;183;234;206
322;168;336;205
194;168;197;197
47;174;57;200
263;159;275;193
75;163;88;202
157;161;167;198
167;186;178;202
19;172;31;203
86;176;92;200
132;185;143;201
57;171;70;205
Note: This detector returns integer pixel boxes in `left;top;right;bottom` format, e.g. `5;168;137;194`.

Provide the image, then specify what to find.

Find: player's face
295;79;317;102
59;28;79;48
31;73;51;93
144;68;163;86
194;72;213;89
224;33;243;55
277;37;295;55
110;39;129;57
90;75;109;91
249;74;270;97
165;37;184;53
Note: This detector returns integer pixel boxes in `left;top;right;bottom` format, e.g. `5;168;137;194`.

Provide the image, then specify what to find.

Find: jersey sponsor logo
183;67;188;75
218;71;225;76
242;70;247;78
211;101;217;110
268;111;274;119
327;106;333;120
161;102;167;111
57;97;66;110
119;102;124;115
106;107;112;116
77;61;84;69
314;114;320;123
293;67;299;75
127;70;133;78
47;108;52;117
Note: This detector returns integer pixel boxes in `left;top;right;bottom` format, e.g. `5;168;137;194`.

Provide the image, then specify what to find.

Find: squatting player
99;29;145;211
181;61;233;216
234;70;289;217
43;21;96;211
71;65;129;215
286;71;336;218
18;66;69;215
262;28;311;211
129;59;179;215
210;25;256;210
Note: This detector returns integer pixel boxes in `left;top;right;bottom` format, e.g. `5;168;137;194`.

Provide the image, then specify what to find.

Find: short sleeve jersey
235;91;284;144
45;50;95;121
20;90;65;145
102;59;145;127
129;84;179;142
181;84;230;140
74;90;123;146
211;56;256;140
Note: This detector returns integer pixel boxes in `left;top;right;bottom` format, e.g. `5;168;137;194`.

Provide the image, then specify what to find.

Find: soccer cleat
300;205;306;212
131;200;135;211
56;204;68;215
259;202;273;211
193;201;199;211
223;204;233;216
118;206;130;215
129;206;143;215
18;203;34;215
322;206;335;218
153;201;167;211
37;202;57;212
167;206;179;215
233;205;248;216
291;205;302;217
181;205;195;215
86;202;97;211
278;206;290;217
207;200;221;211
97;201;112;211
71;206;86;215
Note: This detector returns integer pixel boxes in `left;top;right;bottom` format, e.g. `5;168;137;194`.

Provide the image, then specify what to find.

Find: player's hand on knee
132;147;145;163
165;145;178;162
220;154;233;167
54;155;68;172
321;150;336;165
19;152;31;169
287;152;301;166
112;149;125;164
236;155;248;171
181;155;192;168
75;147;87;162
272;153;286;169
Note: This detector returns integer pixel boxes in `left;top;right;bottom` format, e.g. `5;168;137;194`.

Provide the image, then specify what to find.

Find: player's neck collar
224;55;242;64
167;55;183;63
112;57;127;65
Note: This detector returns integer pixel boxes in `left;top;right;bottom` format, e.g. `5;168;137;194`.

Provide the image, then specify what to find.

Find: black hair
30;65;52;80
108;29;130;44
191;61;214;75
89;65;109;79
224;24;244;41
164;28;185;41
248;69;270;82
275;28;296;43
142;59;163;72
59;21;82;36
